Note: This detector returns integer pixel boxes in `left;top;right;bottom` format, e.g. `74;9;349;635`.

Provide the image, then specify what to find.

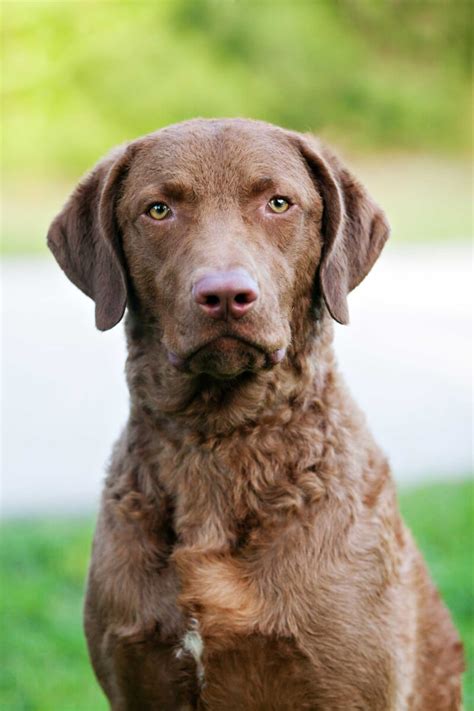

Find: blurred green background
1;1;472;709
2;0;472;253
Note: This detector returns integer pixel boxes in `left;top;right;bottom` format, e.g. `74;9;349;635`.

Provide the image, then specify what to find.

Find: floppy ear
295;136;390;325
47;145;133;331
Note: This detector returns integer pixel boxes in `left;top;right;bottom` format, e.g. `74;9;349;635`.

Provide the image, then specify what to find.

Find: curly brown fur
48;119;463;710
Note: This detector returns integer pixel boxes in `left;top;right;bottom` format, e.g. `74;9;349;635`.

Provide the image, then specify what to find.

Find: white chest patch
176;618;205;684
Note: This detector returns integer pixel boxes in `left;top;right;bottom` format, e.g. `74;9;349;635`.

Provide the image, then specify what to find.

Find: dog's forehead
127;120;311;194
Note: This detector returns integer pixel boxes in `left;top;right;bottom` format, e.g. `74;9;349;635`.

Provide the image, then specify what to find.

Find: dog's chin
187;337;267;379
171;337;286;380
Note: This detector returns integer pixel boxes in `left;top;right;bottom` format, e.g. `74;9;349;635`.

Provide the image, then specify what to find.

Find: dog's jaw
166;338;287;379
124;306;334;437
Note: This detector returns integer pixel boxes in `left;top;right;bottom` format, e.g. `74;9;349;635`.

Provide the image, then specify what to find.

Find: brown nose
193;270;259;320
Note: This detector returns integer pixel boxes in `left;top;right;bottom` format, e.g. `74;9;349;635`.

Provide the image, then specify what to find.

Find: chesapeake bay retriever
47;119;463;710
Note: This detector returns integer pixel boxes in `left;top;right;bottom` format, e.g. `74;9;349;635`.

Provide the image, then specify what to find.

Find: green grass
0;519;106;711
398;479;474;708
1;480;473;710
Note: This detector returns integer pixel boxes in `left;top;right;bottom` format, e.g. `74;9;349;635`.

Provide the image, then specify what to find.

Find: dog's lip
166;336;286;370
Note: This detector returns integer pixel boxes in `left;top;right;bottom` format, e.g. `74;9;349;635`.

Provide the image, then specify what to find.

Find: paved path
1;244;472;515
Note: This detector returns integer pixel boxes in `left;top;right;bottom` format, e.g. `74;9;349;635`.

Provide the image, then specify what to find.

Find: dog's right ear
47;145;134;331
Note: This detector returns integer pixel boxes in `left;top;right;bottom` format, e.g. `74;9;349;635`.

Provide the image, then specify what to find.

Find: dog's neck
117;309;361;550
124;307;337;441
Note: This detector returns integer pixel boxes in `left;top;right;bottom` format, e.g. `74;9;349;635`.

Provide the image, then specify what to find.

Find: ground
1;480;472;711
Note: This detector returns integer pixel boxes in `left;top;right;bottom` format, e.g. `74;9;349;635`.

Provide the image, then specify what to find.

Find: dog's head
48;119;389;379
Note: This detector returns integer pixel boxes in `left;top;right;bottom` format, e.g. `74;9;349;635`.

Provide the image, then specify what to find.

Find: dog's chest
123;422;397;705
172;539;396;710
166;441;329;638
103;427;398;708
169;490;398;708
158;421;327;548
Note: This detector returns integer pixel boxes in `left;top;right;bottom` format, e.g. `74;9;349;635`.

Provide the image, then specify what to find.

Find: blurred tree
2;0;471;179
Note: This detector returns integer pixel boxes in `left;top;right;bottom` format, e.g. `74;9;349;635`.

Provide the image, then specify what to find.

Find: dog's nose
193;270;259;320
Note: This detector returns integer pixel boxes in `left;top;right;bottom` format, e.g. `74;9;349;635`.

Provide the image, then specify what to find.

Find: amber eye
148;202;171;220
268;196;290;213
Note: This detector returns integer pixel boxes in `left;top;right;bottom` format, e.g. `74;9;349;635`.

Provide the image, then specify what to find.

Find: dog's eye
268;196;290;214
148;202;171;221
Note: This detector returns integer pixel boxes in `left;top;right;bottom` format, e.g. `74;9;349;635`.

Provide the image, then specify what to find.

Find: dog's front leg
84;576;199;711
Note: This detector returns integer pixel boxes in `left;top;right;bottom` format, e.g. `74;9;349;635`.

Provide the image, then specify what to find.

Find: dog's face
48;119;389;379
119;121;324;378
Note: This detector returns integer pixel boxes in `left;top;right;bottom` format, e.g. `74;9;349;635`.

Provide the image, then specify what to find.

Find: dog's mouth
167;336;286;379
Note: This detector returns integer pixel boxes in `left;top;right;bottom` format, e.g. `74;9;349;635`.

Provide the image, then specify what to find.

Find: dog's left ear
293;134;390;324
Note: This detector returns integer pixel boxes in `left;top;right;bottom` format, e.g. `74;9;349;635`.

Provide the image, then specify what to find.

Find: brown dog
48;119;463;710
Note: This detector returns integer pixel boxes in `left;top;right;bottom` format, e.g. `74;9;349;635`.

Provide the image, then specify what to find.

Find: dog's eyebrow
247;176;276;196
158;181;196;201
